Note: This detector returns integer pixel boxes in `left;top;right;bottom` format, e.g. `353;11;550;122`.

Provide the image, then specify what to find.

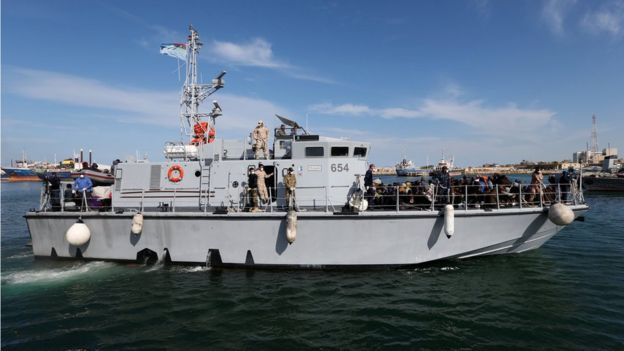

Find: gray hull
25;205;588;267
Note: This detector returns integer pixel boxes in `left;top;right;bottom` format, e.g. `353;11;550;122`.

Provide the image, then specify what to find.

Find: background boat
0;166;40;182
583;174;624;192
395;158;418;176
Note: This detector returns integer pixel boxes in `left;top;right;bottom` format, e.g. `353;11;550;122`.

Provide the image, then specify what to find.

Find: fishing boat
37;150;114;185
25;27;589;268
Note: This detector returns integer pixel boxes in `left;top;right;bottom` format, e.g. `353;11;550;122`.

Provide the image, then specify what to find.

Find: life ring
167;165;184;183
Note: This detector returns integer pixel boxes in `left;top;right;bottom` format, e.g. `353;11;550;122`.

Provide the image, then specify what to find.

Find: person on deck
275;124;287;137
247;167;260;212
111;159;121;174
434;166;451;201
364;164;375;208
284;167;297;210
44;172;61;211
528;167;544;205
255;164;274;204
73;173;93;210
253;120;270;159
559;170;571;202
73;173;93;194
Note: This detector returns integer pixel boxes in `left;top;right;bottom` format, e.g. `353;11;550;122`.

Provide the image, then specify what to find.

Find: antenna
590;114;598;154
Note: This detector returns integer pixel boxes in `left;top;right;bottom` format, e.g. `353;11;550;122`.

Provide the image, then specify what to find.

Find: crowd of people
361;165;580;211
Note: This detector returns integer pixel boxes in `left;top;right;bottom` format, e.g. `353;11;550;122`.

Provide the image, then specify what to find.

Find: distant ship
583;171;624;192
395;158;418;176
1;166;40;182
1;156;41;182
430;155;462;177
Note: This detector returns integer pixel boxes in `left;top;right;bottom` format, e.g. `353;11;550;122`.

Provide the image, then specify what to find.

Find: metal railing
37;181;583;214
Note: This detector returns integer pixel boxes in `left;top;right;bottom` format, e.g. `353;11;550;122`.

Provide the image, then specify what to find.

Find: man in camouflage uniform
284;167;297;210
253;120;270;159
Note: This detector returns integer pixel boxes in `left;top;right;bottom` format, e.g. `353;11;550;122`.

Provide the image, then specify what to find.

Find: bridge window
354;147;367;157
305;146;325;157
331;147;349;157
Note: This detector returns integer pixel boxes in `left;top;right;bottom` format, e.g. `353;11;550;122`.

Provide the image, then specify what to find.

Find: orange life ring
167;165;184;183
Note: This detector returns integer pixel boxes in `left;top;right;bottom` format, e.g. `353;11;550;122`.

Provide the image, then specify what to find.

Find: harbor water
2;181;623;350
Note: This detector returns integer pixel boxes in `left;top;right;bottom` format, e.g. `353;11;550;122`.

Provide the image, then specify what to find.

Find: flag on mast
160;43;187;61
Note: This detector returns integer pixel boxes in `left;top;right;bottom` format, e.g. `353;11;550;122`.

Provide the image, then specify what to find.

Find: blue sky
2;0;623;167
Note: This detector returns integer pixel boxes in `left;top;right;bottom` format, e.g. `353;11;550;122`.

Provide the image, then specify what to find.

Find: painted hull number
331;163;349;172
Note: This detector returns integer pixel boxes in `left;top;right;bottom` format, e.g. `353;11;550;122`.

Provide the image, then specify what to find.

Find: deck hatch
150;165;161;189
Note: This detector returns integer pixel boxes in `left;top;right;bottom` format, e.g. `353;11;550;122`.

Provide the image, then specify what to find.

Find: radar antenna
275;114;309;135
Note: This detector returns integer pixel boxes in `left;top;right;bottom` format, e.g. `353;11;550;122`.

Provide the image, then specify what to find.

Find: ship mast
180;26;225;142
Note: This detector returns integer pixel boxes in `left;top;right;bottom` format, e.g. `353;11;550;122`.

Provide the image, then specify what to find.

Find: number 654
330;163;349;172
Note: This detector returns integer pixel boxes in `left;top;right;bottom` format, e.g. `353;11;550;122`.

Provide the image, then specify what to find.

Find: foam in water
179;266;211;273
4;253;32;260
2;261;116;285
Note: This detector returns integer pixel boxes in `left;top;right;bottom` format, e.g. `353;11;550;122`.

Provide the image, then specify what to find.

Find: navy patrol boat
25;27;589;268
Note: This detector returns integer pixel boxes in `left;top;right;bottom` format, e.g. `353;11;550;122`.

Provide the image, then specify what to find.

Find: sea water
2;181;623;350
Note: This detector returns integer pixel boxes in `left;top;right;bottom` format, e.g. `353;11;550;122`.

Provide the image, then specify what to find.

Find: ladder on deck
199;160;212;211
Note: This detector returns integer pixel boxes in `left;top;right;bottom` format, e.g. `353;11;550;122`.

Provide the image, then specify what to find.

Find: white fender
548;203;574;226
444;204;455;238
131;213;144;234
66;220;91;246
286;210;297;244
349;192;368;211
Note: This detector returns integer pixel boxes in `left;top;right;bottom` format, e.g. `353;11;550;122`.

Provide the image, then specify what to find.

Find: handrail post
519;185;522;209
539;184;543;208
431;185;436;211
269;187;273;212
325;186;329;212
396;187;399;212
173;188;177;212
82;189;90;212
464;185;468;211
557;183;561;203
140;189;145;212
496;186;500;210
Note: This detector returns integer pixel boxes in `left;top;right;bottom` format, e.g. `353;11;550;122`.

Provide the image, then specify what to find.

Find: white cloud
541;0;577;36
309;97;556;135
4;67;291;134
472;0;491;19
310;103;372;116
210;38;288;69
207;38;336;84
581;0;624;37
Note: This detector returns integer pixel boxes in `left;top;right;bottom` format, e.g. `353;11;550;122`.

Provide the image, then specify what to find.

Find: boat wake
405;265;461;275
165;265;211;273
2;261;116;285
4;252;33;260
